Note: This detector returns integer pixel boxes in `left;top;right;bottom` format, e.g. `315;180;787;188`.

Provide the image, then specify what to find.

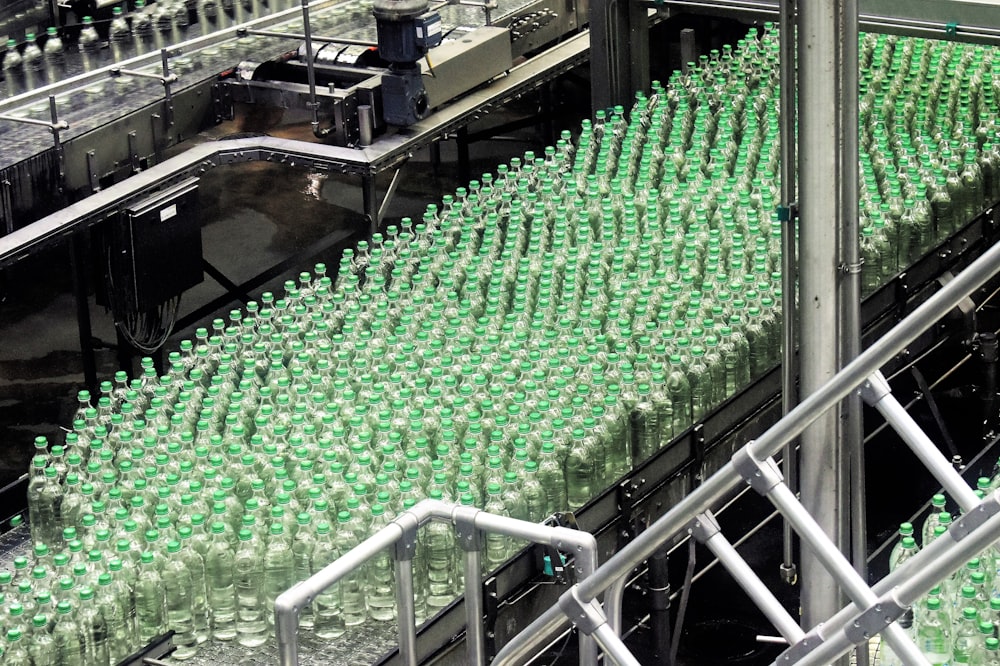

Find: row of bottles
883;476;1000;665
12;23;1000;660
0;0;326;98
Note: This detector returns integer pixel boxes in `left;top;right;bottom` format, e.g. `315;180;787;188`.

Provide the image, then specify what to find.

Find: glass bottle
311;521;344;639
234;528;268;647
205;522;237;641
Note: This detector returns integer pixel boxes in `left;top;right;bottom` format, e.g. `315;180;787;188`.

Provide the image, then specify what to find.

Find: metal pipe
777;0;799;586
299;0;333;138
358;104;375;147
785;494;1000;666
837;0;865;655
766;483;929;666
702;530;804;643
496;232;1000;664
592;623;644;666
797;0;848;635
604;573;629;635
244;28;377;46
839;10;868;666
0;113;69;129
867;382;981;511
395;558;418;666
464;548;487;666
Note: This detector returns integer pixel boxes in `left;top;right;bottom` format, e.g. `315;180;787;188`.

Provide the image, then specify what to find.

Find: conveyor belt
0;521;400;664
0;0;543;171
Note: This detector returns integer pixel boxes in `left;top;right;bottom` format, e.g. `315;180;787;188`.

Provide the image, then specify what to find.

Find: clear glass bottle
134;552;167;644
365;504;396;621
335;511;367;628
52;600;84;666
311;521;344;639
205;522;237;641
163;540;197;658
77;586;110;665
234;528;268;647
263;522;295;634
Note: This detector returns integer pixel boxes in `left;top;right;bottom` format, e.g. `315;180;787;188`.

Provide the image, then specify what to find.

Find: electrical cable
106;247;180;354
668;535;696;666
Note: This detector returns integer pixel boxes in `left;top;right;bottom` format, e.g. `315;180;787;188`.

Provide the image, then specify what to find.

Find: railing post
454;505;487;666
393;511;421;666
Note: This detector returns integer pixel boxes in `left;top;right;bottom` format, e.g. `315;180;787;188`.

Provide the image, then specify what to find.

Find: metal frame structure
273;499;600;666
489;231;1000;665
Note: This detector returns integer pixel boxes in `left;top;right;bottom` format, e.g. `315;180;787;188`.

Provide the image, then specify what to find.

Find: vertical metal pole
778;0;799;587
361;174;378;236
836;1;866;663
679;28;696;73
464;546;487;665
797;0;848;643
456;127;471;186
394;558;418;666
48;95;65;190
588;0;648;112
160;48;175;127
69;233;99;393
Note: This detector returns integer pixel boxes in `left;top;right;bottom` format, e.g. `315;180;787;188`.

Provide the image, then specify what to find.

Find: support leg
69;233;98;393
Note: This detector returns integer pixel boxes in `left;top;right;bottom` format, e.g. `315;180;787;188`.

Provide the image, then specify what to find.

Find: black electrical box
100;178;203;312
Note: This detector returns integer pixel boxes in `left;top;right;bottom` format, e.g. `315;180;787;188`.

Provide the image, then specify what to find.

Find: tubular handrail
273;498;600;666
493;232;1000;666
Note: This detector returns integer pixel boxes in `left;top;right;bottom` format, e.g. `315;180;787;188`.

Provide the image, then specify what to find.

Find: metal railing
273;499;599;666
490;233;1000;666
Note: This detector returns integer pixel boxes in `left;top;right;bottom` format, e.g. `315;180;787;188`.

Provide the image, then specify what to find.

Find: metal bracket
775;630;823;665
127;131;141;174
731;446;784;496
948;496;1000;542
777;201;798;221
858;371;891;407
842;597;907;645
616;478;642;549
454;506;484;552
839;258;864;275
894;270;910;319
393;511;420;561
111;49;178;126
484;575;499;661
689;511;721;544
692;422;707;483
86;150;101;194
556;586;609;636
